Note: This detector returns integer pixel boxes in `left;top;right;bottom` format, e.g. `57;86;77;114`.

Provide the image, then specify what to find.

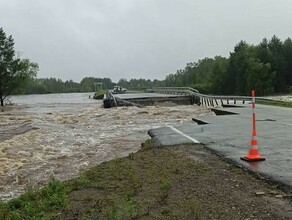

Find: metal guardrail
108;91;117;107
105;90;143;108
153;87;250;100
104;87;289;108
150;87;283;107
103;91;117;108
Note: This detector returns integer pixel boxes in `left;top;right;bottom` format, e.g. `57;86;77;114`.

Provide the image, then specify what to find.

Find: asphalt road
148;104;292;192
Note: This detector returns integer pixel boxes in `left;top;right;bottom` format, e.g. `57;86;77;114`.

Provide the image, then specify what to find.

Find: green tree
212;56;229;94
0;27;38;106
80;77;95;92
117;78;129;88
24;78;49;94
245;58;275;95
165;74;175;87
268;36;285;93
64;80;80;93
283;38;292;89
11;59;39;94
224;41;255;95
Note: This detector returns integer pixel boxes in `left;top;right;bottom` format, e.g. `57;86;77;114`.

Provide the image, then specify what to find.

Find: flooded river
0;93;212;201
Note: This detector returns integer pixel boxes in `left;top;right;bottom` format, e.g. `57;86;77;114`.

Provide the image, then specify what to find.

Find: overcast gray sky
0;0;291;83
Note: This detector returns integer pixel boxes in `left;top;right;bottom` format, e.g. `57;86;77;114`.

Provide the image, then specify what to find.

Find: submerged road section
148;104;292;192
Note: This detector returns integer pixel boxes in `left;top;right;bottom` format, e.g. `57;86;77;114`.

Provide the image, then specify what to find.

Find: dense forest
19;36;292;96
164;35;292;96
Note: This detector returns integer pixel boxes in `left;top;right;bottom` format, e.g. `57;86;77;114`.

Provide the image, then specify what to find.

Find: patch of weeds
160;179;172;192
108;158;118;173
140;139;152;151
108;206;118;220
189;199;201;219
88;181;105;190
107;158;125;180
161;206;171;215
69;173;90;190
0;178;68;219
123;189;134;201
122;199;136;218
104;198;136;220
128;167;142;193
160;178;172;200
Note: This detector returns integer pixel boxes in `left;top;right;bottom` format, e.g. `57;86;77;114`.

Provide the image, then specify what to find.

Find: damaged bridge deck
112;93;195;107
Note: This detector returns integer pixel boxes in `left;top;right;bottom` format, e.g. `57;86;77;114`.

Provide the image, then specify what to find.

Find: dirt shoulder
55;141;292;219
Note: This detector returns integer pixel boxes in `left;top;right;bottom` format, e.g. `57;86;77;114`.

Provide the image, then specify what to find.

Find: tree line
116;78;165;90
18;77;165;94
1;25;291;106
164;36;292;96
19;77;113;94
16;77;165;94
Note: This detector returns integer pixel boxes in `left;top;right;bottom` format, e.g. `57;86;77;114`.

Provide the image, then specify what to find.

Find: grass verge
0;140;291;219
257;99;292;108
0;178;68;219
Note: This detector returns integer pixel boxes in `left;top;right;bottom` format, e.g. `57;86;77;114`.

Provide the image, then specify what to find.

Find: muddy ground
55;142;292;220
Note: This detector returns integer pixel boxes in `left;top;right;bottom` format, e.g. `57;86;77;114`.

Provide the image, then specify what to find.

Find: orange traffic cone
241;131;265;162
241;90;265;162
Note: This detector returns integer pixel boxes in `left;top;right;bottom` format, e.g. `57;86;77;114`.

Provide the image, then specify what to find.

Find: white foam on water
0;94;213;200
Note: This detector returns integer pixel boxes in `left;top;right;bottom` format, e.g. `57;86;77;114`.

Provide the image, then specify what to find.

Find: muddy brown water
0;93;212;201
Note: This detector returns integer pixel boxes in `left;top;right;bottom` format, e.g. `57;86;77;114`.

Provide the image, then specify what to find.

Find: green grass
0;178;68;220
257;99;292;108
188;199;201;219
160;178;172;197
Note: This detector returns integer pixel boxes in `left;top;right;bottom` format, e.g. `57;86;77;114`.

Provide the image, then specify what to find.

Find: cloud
0;0;292;82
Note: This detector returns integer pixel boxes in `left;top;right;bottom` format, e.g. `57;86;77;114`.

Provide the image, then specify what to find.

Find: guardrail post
215;99;218;106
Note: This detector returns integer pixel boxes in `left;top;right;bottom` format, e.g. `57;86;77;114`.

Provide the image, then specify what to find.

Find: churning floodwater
0;93;212;201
